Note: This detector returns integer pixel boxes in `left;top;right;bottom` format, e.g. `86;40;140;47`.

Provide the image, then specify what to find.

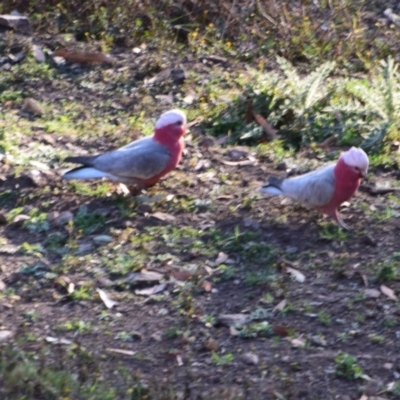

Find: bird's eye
354;166;360;171
175;120;183;126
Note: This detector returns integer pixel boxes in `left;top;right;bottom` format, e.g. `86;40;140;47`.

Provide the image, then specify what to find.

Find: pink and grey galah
62;109;187;194
260;147;369;229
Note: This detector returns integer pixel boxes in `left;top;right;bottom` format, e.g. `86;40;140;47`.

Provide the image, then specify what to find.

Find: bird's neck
153;126;184;147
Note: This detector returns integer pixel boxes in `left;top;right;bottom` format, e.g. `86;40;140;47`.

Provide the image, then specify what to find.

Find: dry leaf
273;299;287;313
380;284;398;301
135;283;167;296
273;324;289;337
24;98;44;115
144;68;171;85
358;394;367;400
171;269;194;281
315;135;337;149
215;251;229;265
286;267;305;283
203;265;214;275
151;212;176;222
291;336;306;348
245;101;277;141
45;336;72;345
97;288;117;309
106;348;136;356
53;49;114;64
126;270;163;283
253;112;278;141
356;271;369;287
201;280;212;292
176;354;184;366
187;116;204;128
229;326;239;336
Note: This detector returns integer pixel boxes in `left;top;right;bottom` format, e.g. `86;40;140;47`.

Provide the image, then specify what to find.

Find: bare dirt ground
1;29;400;400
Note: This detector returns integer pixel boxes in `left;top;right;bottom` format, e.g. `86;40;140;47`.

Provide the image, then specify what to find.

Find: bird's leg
127;184;145;196
331;209;350;231
116;183;145;196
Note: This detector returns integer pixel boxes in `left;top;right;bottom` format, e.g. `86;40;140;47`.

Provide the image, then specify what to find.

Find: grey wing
92;138;170;179
281;164;336;207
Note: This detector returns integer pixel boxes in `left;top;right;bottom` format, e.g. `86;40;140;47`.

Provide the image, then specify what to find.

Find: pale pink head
154;109;187;144
339;147;369;178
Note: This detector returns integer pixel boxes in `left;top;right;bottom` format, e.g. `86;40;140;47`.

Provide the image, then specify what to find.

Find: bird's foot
116;183;144;197
333;213;351;231
127;184;145;196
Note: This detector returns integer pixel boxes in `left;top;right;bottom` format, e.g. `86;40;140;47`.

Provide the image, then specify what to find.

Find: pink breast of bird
138;125;185;186
318;158;361;215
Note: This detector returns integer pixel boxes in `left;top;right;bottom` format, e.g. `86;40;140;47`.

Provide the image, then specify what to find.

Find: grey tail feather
64;155;99;166
262;176;283;189
64;166;89;175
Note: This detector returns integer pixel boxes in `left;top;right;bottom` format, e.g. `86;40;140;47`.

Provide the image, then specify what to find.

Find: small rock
309;335;327;347
0;330;14;342
203;338;218;352
96;277;115;288
0;244;19;254
171;68;185;85
93;235;113;244
276;162;287;171
47;211;59;222
0;280;6;291
39;133;56;145
74;243;94;255
32;45;45;62
151;332;162;342
218;313;250;328
0;15;30;33
137;204;152;214
384;362;393;370
54;275;73;292
359;235;376;246
285;246;298;254
242;352;259;365
9;51;25;63
0;214;7;225
365;288;381;298
53;211;73;226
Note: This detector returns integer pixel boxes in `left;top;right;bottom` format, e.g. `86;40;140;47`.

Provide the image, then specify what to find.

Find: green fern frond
303;61;336;110
276;56;299;88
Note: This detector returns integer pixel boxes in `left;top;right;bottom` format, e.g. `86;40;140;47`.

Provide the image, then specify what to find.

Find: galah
260;147;369;229
62;109;187;194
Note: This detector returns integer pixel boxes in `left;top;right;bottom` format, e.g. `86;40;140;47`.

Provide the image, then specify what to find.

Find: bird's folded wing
281;164;335;207
92;140;171;180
